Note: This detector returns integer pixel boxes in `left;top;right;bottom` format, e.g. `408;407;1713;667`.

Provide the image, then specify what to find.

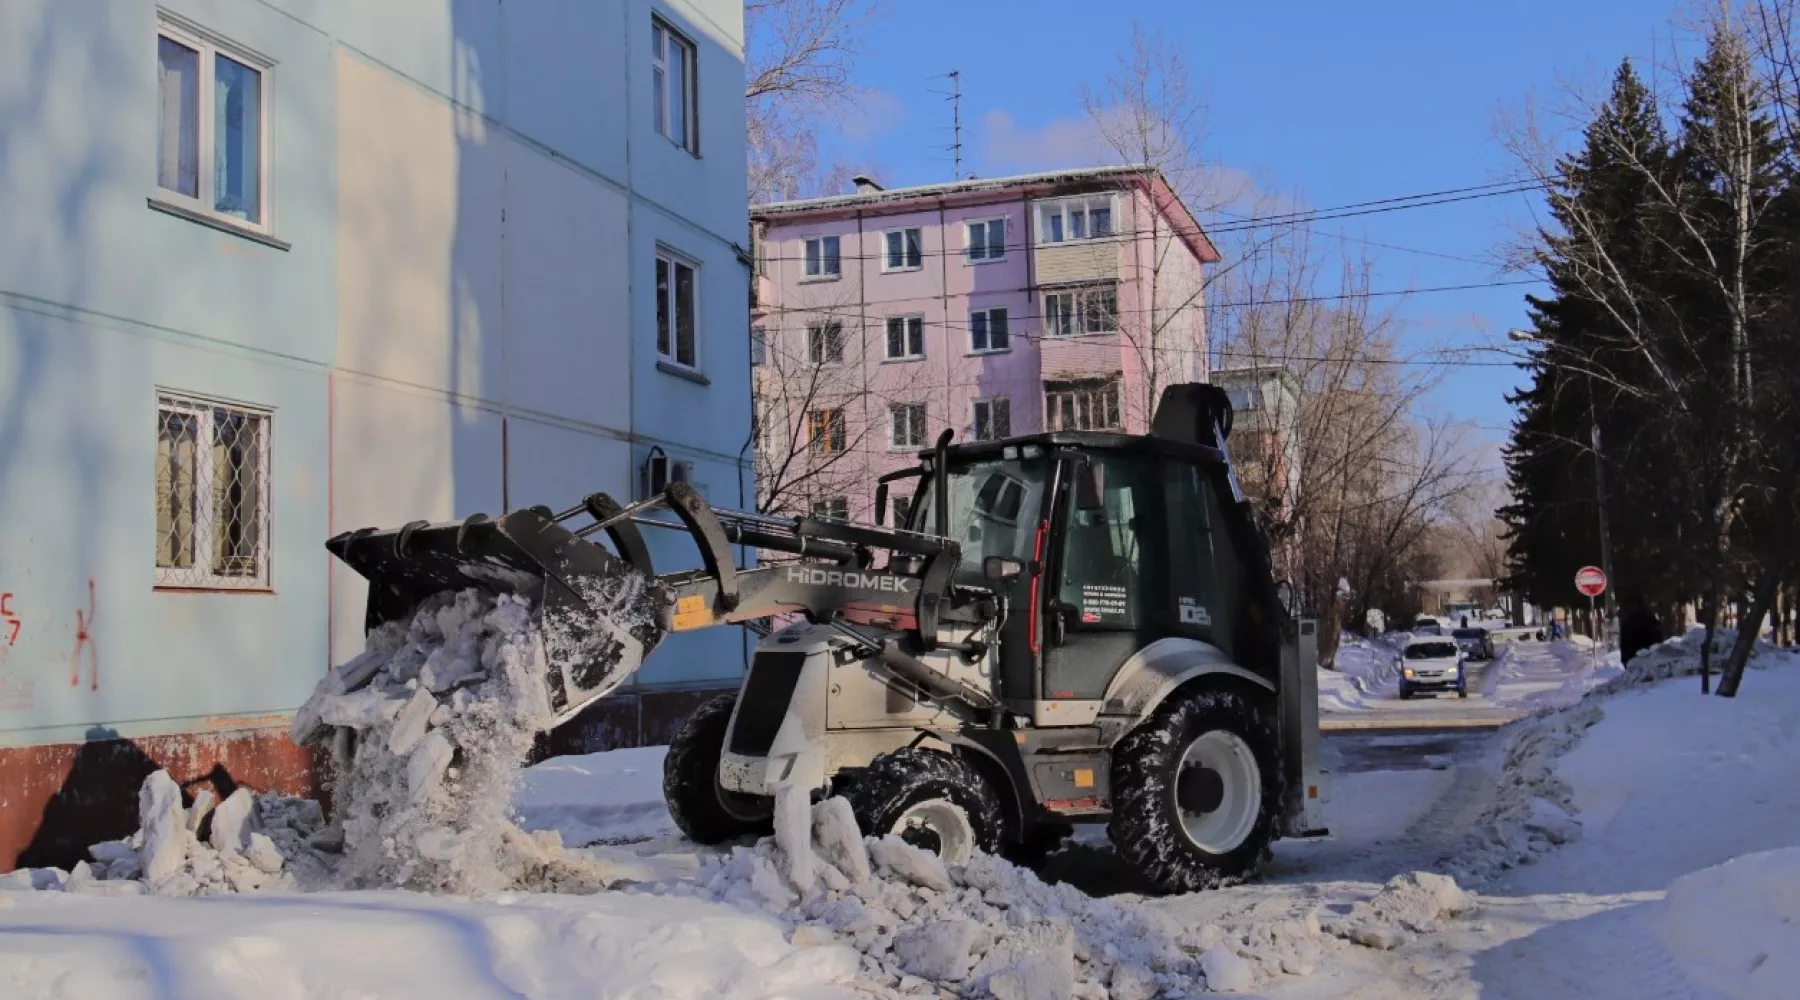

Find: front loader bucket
326;508;670;727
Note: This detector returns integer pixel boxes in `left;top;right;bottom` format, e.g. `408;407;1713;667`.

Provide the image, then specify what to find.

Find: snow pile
1661;847;1800;1000
0;777;331;898
638;790;1315;997
1319;635;1406;711
1322;871;1477;951
1436;703;1602;884
1595;625;1799;694
9;588;626;899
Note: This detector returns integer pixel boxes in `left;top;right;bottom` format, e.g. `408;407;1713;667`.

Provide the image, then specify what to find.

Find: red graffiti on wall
0;592;18;647
70;579;97;690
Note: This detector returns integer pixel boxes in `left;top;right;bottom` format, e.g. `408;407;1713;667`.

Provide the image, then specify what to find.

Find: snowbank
1318;635;1405;711
512;746;678;846
1440;626;1800;886
1661;847;1800;1000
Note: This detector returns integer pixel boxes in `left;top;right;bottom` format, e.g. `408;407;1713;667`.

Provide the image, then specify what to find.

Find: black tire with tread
663;693;773;844
1108;687;1283;893
840;747;1005;857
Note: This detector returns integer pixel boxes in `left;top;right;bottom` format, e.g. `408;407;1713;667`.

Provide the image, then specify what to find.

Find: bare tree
745;0;880;203
752;298;875;519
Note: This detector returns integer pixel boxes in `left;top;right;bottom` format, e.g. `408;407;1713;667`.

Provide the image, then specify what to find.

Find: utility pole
948;70;963;180
1588;374;1617;643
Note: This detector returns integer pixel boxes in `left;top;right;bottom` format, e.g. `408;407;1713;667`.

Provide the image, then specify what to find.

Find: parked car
1397;639;1467;699
1451;626;1495;661
1412;616;1445;636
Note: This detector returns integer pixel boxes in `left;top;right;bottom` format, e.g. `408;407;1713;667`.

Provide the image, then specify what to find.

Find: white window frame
1044;379;1123;431
972;397;1012;442
811;496;850;522
1042;282;1119;337
884;314;925;360
802;235;842;280
969;307;1010;354
651;15;699;154
153;14;274;233
1035;194;1116;245
889;402;927;450
655;247;701;371
806;319;845;365
965;217;1007;262
881;227;924;272
154;390;273;590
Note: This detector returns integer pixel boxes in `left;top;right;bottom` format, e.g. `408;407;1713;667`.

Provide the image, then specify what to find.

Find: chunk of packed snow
209;787;257;854
774;783;819;893
812;796;872;884
1200;945;1255;991
868;835;953;892
1328;871;1474;949
1662;846;1800;1000
136;770;186;887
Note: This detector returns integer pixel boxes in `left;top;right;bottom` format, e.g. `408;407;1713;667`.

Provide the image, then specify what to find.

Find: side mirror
983;556;1025;581
1276;580;1296;615
1075;461;1105;510
874;482;889;527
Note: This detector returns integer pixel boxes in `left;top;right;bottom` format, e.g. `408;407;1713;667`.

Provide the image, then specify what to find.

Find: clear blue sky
811;0;1697;471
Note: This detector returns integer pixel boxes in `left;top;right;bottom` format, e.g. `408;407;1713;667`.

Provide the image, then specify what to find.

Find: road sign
1574;566;1608;598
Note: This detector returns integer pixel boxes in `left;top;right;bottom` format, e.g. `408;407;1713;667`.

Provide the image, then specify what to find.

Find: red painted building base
0;685;730;873
0;726;322;873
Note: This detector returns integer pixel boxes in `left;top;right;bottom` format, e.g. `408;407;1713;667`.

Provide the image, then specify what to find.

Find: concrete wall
0;0;750;869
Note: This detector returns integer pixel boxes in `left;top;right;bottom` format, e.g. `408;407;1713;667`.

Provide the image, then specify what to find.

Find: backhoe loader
311;382;1330;892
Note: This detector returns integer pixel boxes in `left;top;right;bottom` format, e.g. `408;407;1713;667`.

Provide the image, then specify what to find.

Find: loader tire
664;693;773;844
1109;686;1282;894
841;747;1003;865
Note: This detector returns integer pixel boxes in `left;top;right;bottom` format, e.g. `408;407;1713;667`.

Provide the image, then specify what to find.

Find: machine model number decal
784;567;919;593
1179;597;1212;626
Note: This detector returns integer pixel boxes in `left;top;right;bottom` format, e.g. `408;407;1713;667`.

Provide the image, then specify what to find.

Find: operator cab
886;430;1284;718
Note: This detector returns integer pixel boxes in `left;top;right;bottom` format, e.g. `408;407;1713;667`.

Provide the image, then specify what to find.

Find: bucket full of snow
324;507;669;727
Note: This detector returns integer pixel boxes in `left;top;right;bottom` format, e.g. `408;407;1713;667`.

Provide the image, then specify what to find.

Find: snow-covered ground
5;626;1798;999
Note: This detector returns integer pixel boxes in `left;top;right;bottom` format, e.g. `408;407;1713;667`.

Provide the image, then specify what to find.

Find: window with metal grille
807;321;845;364
809;408;846;453
155;392;272;589
885;315;924;359
890;402;926;448
973;397;1012;440
1044;379;1122;431
1043;283;1119;337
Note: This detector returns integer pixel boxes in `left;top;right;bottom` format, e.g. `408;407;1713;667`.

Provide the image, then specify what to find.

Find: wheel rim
1175;730;1262;854
888;797;975;864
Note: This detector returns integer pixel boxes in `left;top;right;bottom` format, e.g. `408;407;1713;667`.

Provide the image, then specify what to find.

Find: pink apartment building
749;165;1221;524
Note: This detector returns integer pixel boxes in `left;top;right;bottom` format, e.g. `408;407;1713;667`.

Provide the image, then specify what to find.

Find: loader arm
322;481;998;734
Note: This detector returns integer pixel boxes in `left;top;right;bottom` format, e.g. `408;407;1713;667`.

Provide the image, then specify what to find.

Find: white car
1398;639;1467;699
1412;616;1445;636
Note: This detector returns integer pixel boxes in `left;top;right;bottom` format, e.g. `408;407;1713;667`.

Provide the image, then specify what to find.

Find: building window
809;408;847;454
1043;283;1118;337
755;401;783;452
970;307;1010;353
804;235;841;278
1045;379;1122;431
811;496;850;522
656;250;699;369
807;320;845;364
890;403;927;449
155;392;272;589
891;496;913;527
883;227;923;271
885;315;924;359
651;17;698;153
1037;195;1115;244
750;325;767;366
1226;385;1262;411
155;18;269;227
972;398;1011;441
966;218;1006;261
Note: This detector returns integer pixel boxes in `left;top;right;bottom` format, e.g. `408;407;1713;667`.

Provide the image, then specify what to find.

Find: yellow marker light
1073;768;1094;789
